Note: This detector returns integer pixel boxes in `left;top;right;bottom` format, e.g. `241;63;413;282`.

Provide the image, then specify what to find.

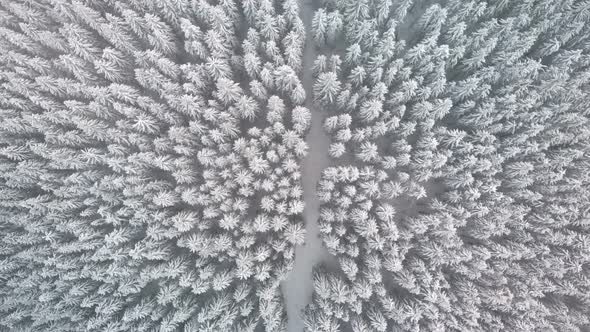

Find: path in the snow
281;1;335;331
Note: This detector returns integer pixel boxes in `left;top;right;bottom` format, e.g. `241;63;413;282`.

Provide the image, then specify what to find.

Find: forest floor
281;1;336;331
280;1;446;331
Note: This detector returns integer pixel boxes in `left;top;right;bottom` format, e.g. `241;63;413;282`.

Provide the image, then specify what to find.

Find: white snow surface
281;1;336;331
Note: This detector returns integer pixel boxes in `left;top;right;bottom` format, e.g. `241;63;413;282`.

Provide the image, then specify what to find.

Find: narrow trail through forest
281;1;335;331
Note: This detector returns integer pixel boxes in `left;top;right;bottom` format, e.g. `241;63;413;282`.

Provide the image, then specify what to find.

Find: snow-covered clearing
281;1;336;331
395;0;438;46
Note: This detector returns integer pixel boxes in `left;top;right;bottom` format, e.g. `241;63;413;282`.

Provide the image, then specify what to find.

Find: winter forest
1;0;590;331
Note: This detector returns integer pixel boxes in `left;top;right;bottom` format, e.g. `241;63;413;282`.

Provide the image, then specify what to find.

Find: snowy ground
280;1;440;330
395;0;438;46
281;1;336;331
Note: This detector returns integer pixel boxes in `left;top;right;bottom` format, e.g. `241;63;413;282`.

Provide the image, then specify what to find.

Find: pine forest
0;0;589;332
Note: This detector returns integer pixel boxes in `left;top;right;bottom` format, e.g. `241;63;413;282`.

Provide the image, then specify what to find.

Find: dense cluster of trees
306;0;590;331
2;0;590;331
0;0;308;331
